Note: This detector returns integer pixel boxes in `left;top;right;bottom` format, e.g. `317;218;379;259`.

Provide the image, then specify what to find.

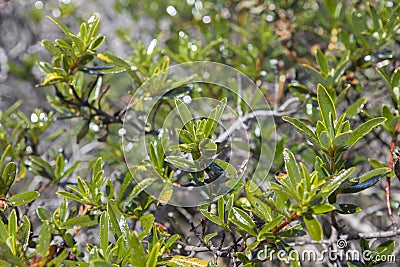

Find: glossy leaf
8;191;40;206
229;207;257;236
63;215;98;228
139;214;154;240
334;204;361;214
317;84;336;126
107;200;130;241
345;117;386;149
158;183;173;205
146;241;160;267
282;117;319;147
0;162;16;197
304;215;322;241
310;203;336;214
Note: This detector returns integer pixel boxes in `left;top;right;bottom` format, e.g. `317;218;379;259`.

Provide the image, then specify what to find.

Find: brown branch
271;212;298;234
180;228;400;257
387;121;400;227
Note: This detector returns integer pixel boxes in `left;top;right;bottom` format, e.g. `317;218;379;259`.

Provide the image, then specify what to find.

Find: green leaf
124;178;155;204
317;84;336;126
204;232;219;246
47;16;74;36
36;206;51;222
224;194;234;225
304;215;322;241
42;40;62;56
146;241;160;267
57;191;88;203
29;155;54;179
368;158;387;169
245;181;272;222
59;198;68;223
332;131;352;148
217;197;225;225
62;160;81;179
345;117;386;148
43;73;66;85
316;168;355;200
87;15;101;40
8;191;40;206
0;242;27;267
319;131;331;149
360;237;370;251
283;148;302;189
303;64;326;86
8;209;17;239
358;168;390;184
204;98;226;138
97;52;131;69
199;206;224;226
138;214;154;240
127;232;146;266
334;204;361;214
374;240;395;259
99;211;109;253
177;129;195;144
0;145;11;175
158;183;173;205
382;104;394;131
90;261;117;267
117;171;135;204
282;117;319;147
90;36;105;50
0;219;7;242
258;215;284;238
20;216;31;250
175;99;195;136
37;224;52;257
229;207;257;236
316;49;329;75
63;215;98;228
165;156;196;169
149;142;161;172
339;170;388;194
54;153;65;180
107;200;130;241
0;100;23;123
0;162;16;197
165;234;179;249
345;97;367;118
77;121;90;143
311;203;336;214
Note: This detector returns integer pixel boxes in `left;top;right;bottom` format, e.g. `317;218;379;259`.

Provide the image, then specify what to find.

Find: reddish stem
271;213;298;234
387;121;400;227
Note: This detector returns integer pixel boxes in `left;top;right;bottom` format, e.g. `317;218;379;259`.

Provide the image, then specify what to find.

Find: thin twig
216;97;302;143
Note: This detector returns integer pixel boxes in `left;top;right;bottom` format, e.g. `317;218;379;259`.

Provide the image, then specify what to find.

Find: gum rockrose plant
1;1;400;266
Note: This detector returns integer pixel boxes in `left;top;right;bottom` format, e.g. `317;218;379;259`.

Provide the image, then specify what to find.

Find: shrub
0;1;399;266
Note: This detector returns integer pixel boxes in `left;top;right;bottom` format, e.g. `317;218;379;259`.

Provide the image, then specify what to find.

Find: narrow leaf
229;207;257;236
345;117;386;148
304;215;322;241
317;84;336;126
8;191;40;206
